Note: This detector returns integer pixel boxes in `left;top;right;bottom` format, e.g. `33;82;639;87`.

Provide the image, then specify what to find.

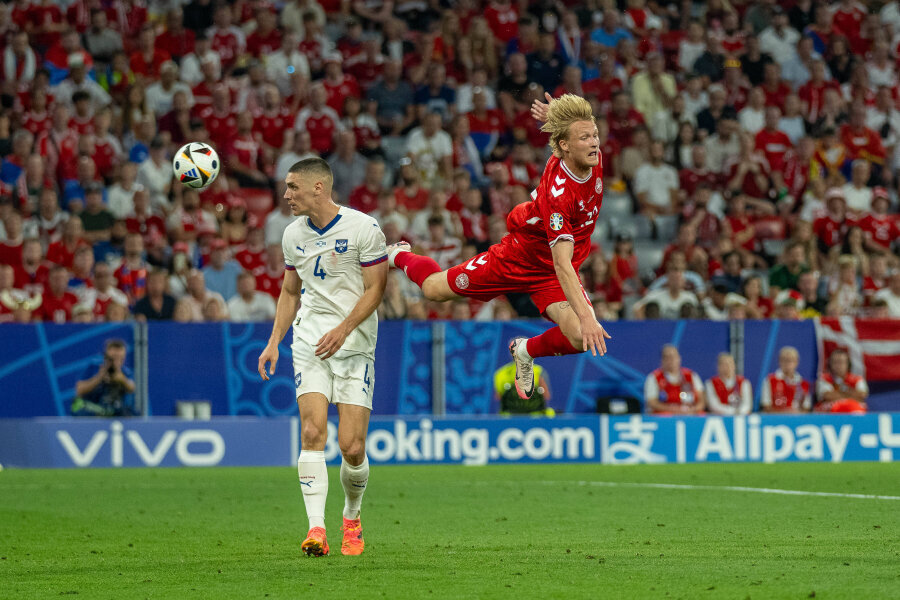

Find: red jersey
13;263;50;296
210;28;244;68
129;48;171;79
348;184;380;214
191;81;215;113
608;109;645;146
862;275;887;303
394;186;429;213
505;160;539;189
0;240;22;266
459;207;489;242
755;128;793;171
125;214;167;244
93;136;120;174
297;107;340;155
726;215;757;252
253;107;295;150
68;115;94;137
235;246;265;272
762;371;811;411
813;214;853;248
345;55;385;91
709;375;748;410
156;28;195;59
38;291;79;323
507;155;603;274
782;150;811;200
246;28;282;57
199;108;238;152
91;287;128;319
583;76;623;108
22;110;51;136
484;3;518;43
599;137;621;180
679;167;720;196
255;266;283;299
840;124;886;164
762;82;791;108
859;213;899;250
607;254;637;303
226;134;261;170
832;3;865;41
651;368;700;406
798;80;839;122
47;240;88;269
323;75;361;114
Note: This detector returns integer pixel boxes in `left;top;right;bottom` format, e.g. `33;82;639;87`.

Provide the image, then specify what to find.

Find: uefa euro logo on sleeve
549;213;564;231
335;239;348;254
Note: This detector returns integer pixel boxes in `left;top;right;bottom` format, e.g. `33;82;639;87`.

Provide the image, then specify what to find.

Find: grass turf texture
2;463;899;599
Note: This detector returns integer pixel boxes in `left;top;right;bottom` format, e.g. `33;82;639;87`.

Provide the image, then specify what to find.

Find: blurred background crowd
0;0;899;324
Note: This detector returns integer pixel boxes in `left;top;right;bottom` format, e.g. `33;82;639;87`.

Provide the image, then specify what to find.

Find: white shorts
291;338;374;410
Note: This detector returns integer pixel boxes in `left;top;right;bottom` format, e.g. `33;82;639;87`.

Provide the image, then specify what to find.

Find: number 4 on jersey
313;256;327;280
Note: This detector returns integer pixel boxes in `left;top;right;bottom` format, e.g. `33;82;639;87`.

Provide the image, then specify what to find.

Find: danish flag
814;317;900;381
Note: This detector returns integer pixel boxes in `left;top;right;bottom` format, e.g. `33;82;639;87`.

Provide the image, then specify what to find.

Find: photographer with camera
71;339;137;416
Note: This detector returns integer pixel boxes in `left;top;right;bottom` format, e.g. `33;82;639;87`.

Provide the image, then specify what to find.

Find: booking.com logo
324;419;596;465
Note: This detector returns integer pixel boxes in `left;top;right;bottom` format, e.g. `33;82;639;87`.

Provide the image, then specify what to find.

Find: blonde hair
541;94;596;157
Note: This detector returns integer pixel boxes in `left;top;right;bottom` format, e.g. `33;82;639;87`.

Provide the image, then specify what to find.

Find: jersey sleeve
537;166;576;248
759;377;772;408
282;227;296;271
739;379;753;414
358;218;388;267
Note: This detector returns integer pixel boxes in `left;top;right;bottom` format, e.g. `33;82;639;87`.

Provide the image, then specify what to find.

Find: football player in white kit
257;158;388;557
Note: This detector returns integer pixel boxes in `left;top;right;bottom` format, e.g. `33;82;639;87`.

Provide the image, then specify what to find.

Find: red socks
526;326;581;357
394;252;441;288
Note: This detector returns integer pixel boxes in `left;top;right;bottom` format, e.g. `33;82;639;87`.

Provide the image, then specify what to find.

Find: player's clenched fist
258;344;279;381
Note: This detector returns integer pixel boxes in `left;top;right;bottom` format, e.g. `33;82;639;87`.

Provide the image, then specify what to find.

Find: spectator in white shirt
265;32;310;97
145;61;194;116
841;159;873;215
633;266;700;319
634;140;680;217
405;111;453;190
678;21;706;73
758;8;800;65
107;162;140;219
705;352;753;415
865;40;897;89
873;272;900;317
738;86;767;135
227;271;277;321
180;35;222;85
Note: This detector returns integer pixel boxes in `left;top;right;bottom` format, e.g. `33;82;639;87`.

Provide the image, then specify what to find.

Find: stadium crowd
0;0;899;324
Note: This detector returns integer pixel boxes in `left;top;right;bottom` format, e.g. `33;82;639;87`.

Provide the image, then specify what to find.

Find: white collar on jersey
560;159;591;183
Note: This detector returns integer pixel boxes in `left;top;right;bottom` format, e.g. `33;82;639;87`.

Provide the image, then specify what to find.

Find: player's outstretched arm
551;240;611;357
315;260;388;359
530;91;553;124
258;268;302;381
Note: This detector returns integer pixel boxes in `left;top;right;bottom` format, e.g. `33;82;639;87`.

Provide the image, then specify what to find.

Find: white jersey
282;206;388;359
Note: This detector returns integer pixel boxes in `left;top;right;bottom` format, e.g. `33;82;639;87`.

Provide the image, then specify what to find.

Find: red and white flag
815;317;900;381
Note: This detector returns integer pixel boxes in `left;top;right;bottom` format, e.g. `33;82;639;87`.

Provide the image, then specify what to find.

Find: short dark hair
289;157;332;182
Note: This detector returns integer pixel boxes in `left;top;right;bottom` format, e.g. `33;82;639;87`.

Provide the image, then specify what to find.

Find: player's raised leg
298;392;330;557
336;403;370;555
387;242;459;301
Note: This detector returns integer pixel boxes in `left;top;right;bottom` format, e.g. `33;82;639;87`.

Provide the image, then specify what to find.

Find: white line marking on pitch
551;481;900;501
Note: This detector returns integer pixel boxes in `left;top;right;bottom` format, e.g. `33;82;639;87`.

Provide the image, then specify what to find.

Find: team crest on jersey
335;239;348;254
595;178;603;194
295;372;302;387
549;213;564;231
455;273;469;290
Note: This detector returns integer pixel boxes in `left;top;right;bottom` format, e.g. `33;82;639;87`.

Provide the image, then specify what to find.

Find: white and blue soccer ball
173;142;220;190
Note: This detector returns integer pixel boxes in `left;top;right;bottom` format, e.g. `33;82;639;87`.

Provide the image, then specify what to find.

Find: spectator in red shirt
840;102;886;176
246;8;282;58
608;90;645;146
813;187;854;253
466;88;506;160
458;188;489;248
125;188;166;247
0;212;24;266
37;265;78;323
608;232;641;304
726;132;772;201
197;85;238;152
235;227;266;273
255;244;284;300
155;8;195;62
114;232;148;304
393;159;429;214
46;216;88;269
226;112;268;189
349;159;385;214
208;4;246;71
254;84;295;156
13;238;50;295
294;82;342;156
798;59;839;122
760;62;791;108
862;253;890;305
484;0;519;45
322;53;361;114
755;105;793;190
130;23;171;81
679;145;720;198
860;188;899;254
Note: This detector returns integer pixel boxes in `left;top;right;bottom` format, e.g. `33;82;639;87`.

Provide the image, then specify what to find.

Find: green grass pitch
2;462;899;599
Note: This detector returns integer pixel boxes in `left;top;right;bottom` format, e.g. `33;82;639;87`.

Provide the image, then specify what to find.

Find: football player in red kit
387;94;611;399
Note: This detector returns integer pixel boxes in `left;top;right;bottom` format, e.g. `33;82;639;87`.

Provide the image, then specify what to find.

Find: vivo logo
55;421;226;467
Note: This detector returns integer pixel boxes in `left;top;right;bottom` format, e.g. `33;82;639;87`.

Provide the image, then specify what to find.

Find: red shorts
446;238;583;316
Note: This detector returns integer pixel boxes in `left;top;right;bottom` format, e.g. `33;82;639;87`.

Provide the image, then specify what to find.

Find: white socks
297;451;327;530
340;455;369;520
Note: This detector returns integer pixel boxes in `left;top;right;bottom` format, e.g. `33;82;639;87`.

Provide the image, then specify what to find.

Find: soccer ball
173;142;220;190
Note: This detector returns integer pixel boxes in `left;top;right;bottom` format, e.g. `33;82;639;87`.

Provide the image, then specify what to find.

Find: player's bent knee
301;421;327;450
339;439;366;463
422;273;453;301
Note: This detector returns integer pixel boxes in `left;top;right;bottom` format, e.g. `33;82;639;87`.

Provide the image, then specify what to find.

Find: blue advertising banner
443;320;730;414
601;413;900;464
0;418;296;468
323;416;601;466
0;323;134;418
145;321;431;417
